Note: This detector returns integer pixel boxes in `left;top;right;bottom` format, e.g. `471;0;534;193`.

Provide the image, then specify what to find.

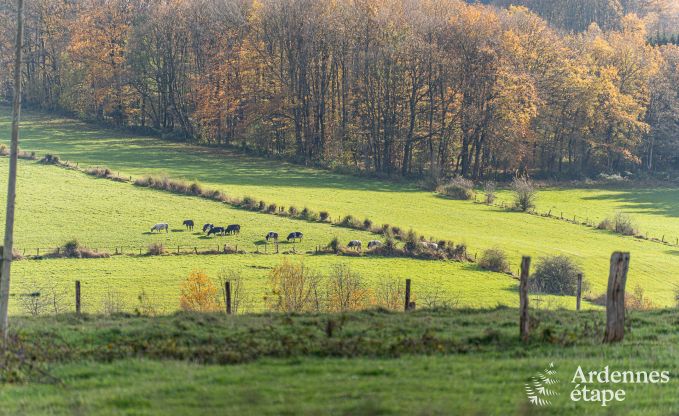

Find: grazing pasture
0;158;373;251
1;108;678;307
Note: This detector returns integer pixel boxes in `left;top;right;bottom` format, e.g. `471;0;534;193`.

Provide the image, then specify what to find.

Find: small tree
374;275;404;310
217;269;249;314
326;264;370;312
179;270;220;312
265;260;322;313
483;181;496;205
511;176;537;212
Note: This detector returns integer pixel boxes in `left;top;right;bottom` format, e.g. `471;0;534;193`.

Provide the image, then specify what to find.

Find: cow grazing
367;240;382;249
207;226;225;237
225;224;241;235
419;241;438;250
202;223;214;233
347;240;362;251
151;223;169;233
287;232;303;242
265;231;279;241
183;220;194;231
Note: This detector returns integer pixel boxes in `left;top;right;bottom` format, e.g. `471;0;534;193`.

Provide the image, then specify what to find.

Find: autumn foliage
179;271;220;312
1;0;679;178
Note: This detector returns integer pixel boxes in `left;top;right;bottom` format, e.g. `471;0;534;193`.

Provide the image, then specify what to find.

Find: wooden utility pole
519;256;531;342
0;0;25;341
576;273;583;311
603;252;630;343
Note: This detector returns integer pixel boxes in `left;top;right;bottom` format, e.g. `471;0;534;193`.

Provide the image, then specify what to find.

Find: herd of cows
148;219;387;251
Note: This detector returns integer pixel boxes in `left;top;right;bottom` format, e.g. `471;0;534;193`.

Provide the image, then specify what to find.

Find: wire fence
474;197;679;247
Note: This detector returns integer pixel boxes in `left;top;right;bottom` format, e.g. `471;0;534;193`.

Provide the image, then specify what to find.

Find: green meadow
2;308;679;415
1;108;678;307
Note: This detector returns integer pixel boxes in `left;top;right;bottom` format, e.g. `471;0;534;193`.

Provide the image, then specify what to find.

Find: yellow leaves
179;270;220;313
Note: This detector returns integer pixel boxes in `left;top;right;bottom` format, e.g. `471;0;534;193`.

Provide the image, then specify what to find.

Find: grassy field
495;186;679;242
1;108;678;307
3;157;557;315
1;308;678;415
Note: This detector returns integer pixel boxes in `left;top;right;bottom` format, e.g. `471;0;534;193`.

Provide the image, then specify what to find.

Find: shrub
267;203;277;213
57;239;109;259
242;196;258;210
288;206;299;216
299;207;318;221
530;255;584;295
217;269;250;314
597;218;613;230
85;166;113;178
327;236;341;254
479;248;510;273
404;229;418;252
374;275;404;310
436;176;475;200
319;211;330;222
363;218;373;230
265;260;322;313
325;264;370;312
390;226;402;238
339;215;361;228
147;242;165;256
614;212;637;236
258;200;267;211
39;154;60;165
179;270;220;312
626;284;653;311
483;181;496;204
511;176;537;212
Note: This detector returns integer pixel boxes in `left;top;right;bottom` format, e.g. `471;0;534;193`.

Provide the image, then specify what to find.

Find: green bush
436;177;475;200
511;176;537;212
530;255;584;296
479;248;509;273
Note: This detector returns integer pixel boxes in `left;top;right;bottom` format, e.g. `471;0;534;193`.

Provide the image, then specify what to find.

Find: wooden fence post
404;279;413;311
75;280;81;315
519;256;531;342
225;281;232;315
603;252;630;343
576;273;583;311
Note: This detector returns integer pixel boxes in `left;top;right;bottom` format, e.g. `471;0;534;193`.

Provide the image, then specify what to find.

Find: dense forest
1;0;679;180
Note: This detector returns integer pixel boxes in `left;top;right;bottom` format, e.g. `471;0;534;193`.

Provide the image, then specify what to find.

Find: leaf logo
525;362;560;406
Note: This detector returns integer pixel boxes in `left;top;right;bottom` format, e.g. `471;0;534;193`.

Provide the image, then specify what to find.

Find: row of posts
73;252;630;344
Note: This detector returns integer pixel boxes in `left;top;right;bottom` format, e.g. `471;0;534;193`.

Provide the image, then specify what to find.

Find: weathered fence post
225;281;232;315
603;252;630;343
404;279;413;311
519;256;531;342
576;273;583;311
75;280;81;315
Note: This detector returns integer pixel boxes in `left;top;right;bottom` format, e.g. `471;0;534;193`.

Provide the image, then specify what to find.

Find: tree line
1;0;678;180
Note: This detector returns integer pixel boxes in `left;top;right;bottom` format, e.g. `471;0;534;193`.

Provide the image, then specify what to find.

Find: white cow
151;223;169;233
419;241;438;250
367;240;383;249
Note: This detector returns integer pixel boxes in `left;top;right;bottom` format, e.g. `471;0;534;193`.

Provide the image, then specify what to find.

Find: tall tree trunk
0;0;24;341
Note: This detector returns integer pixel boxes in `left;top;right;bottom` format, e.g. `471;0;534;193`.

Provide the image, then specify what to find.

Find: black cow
287;232;303;242
347;240;362;251
265;231;279;241
202;223;214;233
225;224;241;235
183;220;194;231
207;226;225;237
